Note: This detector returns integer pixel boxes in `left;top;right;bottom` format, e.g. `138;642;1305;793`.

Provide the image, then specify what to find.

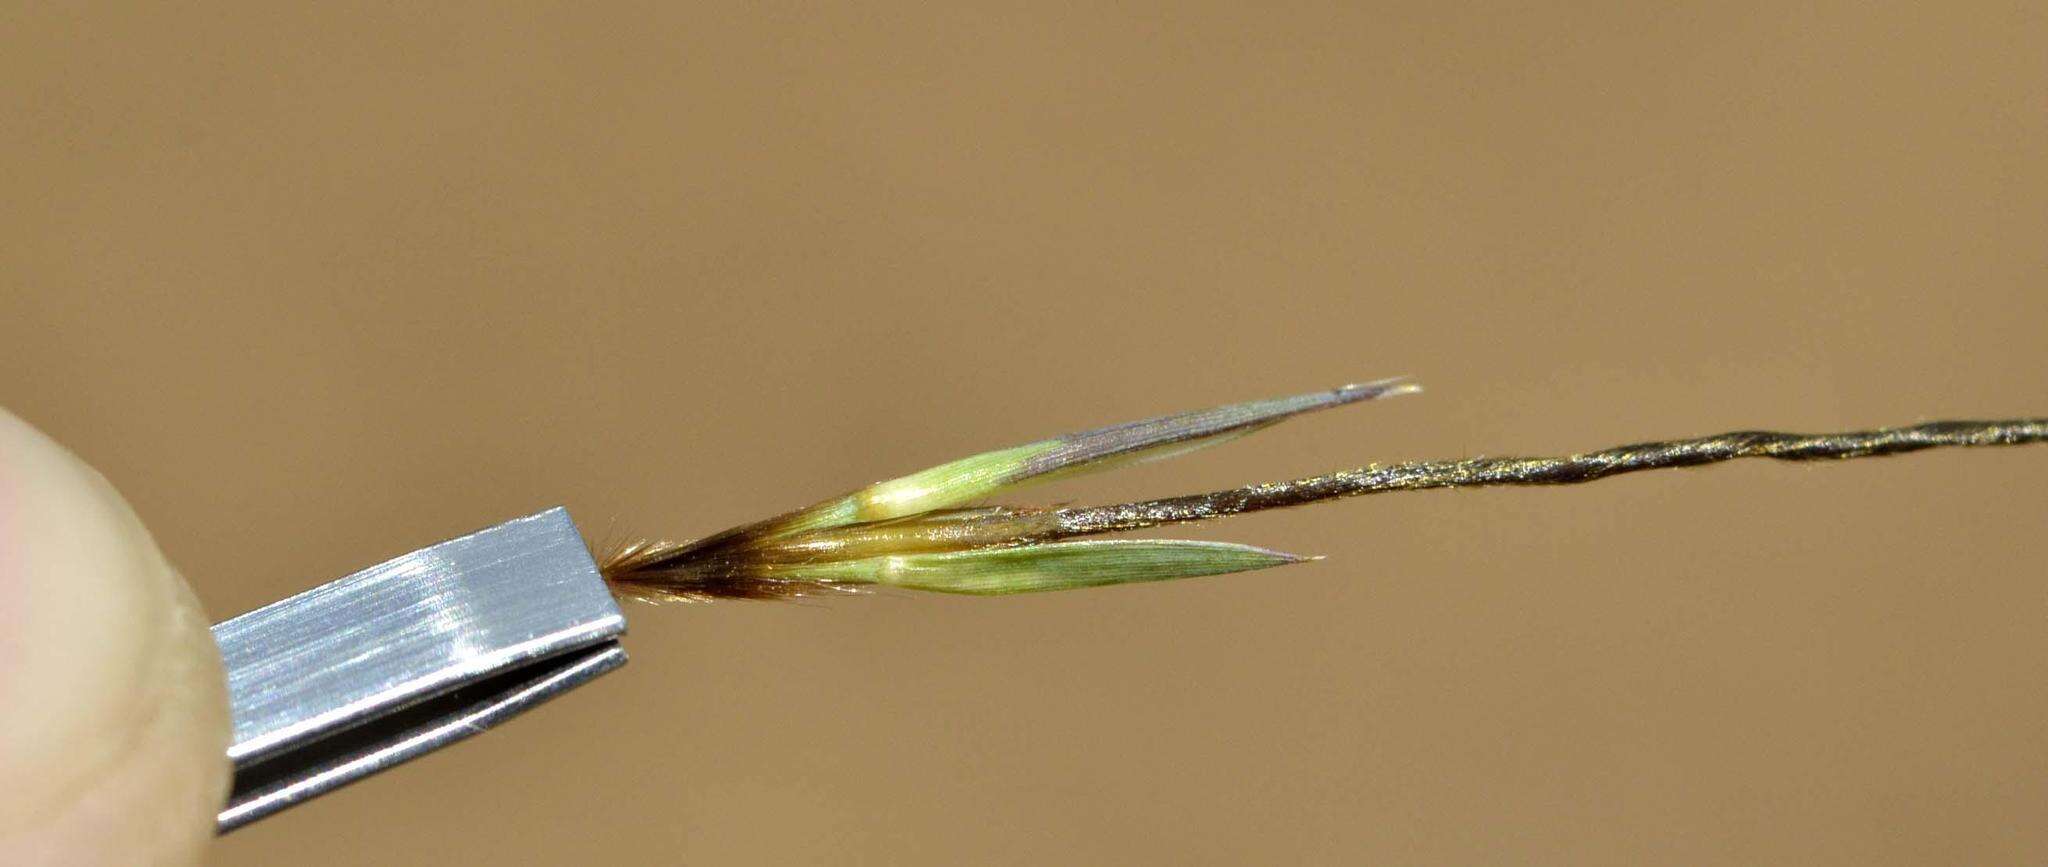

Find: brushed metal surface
209;507;627;829
217;641;627;832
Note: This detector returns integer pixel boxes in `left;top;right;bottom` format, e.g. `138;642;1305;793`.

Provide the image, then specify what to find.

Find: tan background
5;3;2046;864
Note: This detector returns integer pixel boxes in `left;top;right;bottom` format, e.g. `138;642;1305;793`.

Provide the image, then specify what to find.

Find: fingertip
0;409;228;865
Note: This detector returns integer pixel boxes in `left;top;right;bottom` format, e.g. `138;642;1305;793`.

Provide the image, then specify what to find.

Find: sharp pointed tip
1246;546;1318;565
1335;376;1423;402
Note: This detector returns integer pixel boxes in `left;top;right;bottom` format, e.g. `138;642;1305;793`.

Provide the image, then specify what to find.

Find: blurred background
4;3;2045;864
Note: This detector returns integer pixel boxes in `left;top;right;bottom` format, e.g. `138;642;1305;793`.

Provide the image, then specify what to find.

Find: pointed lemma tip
1262;549;1322;565
1337;376;1423;400
1215;542;1320;567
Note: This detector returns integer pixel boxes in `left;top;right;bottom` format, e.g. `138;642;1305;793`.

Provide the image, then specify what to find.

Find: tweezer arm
209;507;628;832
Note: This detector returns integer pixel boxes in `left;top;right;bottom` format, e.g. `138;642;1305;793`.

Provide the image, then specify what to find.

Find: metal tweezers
208;508;627;833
